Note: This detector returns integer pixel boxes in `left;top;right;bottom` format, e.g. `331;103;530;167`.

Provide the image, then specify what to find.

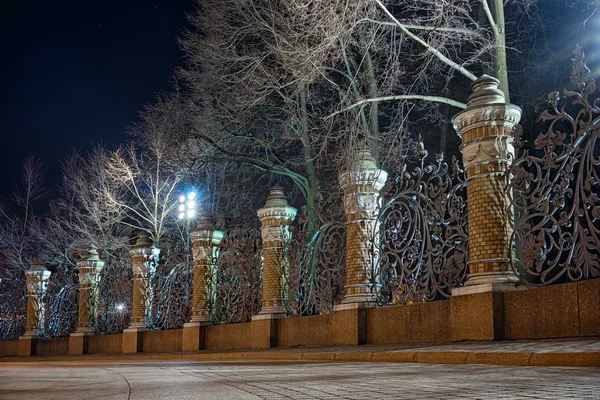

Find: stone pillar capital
26;257;51;280
339;150;388;224
77;248;105;275
452;76;522;152
258;185;297;221
190;216;224;247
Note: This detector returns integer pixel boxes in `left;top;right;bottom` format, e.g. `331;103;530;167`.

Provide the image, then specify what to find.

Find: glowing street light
178;191;198;221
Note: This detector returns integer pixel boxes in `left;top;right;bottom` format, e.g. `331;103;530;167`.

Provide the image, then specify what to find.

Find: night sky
0;0;195;201
0;1;597;204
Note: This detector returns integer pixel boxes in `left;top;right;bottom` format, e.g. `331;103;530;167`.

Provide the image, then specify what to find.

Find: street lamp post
177;191;198;324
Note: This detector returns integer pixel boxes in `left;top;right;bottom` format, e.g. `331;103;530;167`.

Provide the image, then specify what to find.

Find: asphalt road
1;359;599;399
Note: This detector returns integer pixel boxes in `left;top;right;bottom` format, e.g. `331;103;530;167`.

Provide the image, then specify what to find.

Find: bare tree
103;142;183;247
34;147;130;265
0;155;46;275
160;0;348;231
135;0;596;231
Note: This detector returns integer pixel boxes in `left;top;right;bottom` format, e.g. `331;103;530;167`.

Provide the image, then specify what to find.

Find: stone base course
2;280;599;362
2;340;600;368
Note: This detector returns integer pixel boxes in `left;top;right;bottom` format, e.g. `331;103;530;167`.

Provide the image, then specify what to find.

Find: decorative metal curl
41;263;79;338
147;239;193;330
374;143;469;305
94;249;132;335
507;46;600;285
286;201;346;315
212;227;262;324
0;272;26;340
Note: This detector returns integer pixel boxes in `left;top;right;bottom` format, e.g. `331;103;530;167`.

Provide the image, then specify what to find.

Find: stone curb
2;351;599;367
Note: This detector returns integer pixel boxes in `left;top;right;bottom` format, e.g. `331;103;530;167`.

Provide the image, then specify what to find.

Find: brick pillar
128;231;153;329
75;248;104;333
123;232;153;353
69;248;104;355
254;185;297;319
22;257;50;337
452;75;522;295
189;216;224;323
183;216;223;351
17;257;50;356
335;150;388;309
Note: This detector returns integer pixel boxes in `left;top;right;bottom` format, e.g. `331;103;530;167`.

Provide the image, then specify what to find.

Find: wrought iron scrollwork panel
286;206;346;315
212;227;262;324
508;46;600;285
95;249;132;335
374;148;469;305
147;240;193;330
42;264;79;338
0;273;26;340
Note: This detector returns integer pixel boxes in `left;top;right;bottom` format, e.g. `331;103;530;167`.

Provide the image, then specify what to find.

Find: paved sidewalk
1;359;599;399
2;338;600;367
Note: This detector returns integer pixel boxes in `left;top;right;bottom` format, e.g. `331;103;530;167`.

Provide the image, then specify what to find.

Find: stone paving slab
0;359;599;399
2;338;600;367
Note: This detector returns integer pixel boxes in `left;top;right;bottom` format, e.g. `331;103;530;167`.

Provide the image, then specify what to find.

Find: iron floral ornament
212;227;262;324
374;138;469;305
508;46;600;285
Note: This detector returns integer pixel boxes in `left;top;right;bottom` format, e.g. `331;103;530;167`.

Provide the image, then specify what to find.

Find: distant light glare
115;303;125;312
178;191;198;221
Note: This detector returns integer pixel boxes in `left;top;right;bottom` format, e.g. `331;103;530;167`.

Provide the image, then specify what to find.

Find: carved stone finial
263;185;290;208
467;75;506;107
135;231;153;247
86;247;101;262
195;214;215;231
30;256;47;272
353;149;378;171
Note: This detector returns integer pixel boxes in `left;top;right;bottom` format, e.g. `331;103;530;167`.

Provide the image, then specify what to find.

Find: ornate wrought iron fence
0;273;26;340
41;264;79;337
94;249;132;335
147;240;193;330
212;227;262;324
373;143;469;305
507;46;600;285
286;206;346;315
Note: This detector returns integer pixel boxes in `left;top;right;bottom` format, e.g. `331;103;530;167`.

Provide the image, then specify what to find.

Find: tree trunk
299;83;319;235
490;0;510;102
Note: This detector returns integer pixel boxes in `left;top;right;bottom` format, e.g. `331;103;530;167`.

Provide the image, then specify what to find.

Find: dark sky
0;0;195;201
0;1;597;204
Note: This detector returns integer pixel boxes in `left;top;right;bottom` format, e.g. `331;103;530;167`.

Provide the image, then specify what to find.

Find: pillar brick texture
452;75;522;294
128;232;153;328
23;257;50;337
256;185;296;318
189;216;223;323
75;248;104;333
337;150;387;306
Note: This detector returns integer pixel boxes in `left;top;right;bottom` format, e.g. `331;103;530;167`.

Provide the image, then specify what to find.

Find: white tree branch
372;0;478;81
325;95;467;120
